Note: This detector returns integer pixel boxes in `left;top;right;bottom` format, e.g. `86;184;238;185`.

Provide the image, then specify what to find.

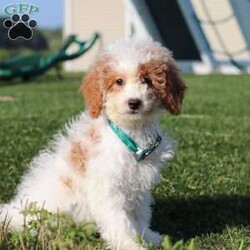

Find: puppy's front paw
160;150;175;162
145;230;163;246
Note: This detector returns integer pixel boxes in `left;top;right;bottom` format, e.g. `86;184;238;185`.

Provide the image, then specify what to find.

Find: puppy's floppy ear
81;55;112;118
161;59;186;115
81;66;103;118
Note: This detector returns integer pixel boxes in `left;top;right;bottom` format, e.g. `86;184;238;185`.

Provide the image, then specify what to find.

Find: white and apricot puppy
0;38;185;250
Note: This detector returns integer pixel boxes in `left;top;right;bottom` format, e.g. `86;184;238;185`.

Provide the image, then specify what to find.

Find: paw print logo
3;14;37;40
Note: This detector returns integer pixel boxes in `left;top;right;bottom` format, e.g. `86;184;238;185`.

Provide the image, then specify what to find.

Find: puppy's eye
115;78;125;86
141;77;152;86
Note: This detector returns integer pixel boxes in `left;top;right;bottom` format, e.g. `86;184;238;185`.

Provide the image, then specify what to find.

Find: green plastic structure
0;32;100;81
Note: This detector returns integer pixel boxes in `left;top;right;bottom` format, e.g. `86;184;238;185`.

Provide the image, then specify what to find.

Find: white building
64;0;250;74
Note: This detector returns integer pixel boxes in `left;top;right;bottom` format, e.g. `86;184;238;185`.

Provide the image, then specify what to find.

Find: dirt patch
0;96;15;102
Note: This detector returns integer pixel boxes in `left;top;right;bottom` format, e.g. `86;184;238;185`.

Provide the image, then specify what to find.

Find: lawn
0;74;249;249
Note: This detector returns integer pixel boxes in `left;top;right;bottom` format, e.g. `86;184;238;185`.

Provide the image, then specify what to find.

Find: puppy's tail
0;203;24;231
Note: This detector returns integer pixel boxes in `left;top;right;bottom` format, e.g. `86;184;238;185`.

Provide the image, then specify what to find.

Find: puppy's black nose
128;98;142;110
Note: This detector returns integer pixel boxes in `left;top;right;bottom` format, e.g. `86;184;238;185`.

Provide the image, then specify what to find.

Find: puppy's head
81;38;186;125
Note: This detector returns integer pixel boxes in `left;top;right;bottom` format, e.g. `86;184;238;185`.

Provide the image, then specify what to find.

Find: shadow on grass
152;195;250;240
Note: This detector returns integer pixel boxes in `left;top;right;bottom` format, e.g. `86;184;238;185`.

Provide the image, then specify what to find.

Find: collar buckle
108;119;162;162
134;134;162;162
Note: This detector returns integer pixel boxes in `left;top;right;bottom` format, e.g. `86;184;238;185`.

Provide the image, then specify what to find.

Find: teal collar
108;119;162;161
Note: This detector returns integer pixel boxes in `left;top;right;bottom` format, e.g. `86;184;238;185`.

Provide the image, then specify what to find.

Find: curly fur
0;38;185;250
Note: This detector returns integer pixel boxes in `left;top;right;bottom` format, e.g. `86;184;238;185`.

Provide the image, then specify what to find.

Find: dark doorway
144;0;201;60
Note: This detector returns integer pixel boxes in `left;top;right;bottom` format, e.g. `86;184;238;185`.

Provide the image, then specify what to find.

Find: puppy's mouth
128;110;140;115
126;107;154;116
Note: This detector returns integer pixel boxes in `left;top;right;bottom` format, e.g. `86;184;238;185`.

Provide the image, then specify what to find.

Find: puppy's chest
117;161;160;196
97;127;162;190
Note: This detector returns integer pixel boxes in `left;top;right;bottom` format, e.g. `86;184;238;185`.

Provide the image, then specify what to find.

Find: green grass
0;74;249;249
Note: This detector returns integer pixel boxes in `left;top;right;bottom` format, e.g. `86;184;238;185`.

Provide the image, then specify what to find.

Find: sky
0;0;63;28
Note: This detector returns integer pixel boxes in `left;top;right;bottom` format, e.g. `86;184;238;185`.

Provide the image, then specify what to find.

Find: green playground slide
0;32;100;81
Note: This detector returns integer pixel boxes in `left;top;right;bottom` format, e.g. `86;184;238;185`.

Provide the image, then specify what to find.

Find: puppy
0;38;185;250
